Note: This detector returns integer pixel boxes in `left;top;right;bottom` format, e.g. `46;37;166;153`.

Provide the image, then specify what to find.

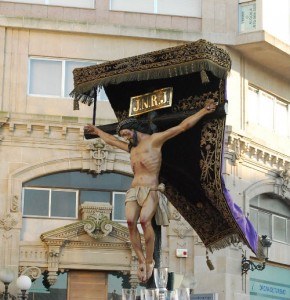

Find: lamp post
241;235;272;275
0;269;16;300
16;276;31;300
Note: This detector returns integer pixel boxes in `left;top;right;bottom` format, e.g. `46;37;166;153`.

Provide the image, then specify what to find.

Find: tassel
206;250;215;271
200;69;210;84
73;99;80;110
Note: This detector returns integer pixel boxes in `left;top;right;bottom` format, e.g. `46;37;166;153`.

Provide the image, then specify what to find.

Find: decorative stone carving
83;214;113;240
226;130;290;170
20;266;42;280
47;271;58;286
87;139;110;173
80;202;112;220
10;195;19;212
0;213;18;231
129;254;139;288
170;209;192;238
170;208;182;221
38;209;140;286
277;169;290;198
172;219;192;239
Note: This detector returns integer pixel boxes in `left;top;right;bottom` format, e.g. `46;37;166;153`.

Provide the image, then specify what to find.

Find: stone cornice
0;113;116;146
0;14;202;43
225;126;290;173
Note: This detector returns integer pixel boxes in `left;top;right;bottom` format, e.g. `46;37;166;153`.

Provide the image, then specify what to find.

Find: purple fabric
222;176;258;254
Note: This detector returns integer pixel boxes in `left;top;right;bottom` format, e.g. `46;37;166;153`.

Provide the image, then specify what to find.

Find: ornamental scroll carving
83;213;113;240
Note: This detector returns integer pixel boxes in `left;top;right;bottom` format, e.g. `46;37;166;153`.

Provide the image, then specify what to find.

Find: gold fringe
73;99;80;110
70;59;229;110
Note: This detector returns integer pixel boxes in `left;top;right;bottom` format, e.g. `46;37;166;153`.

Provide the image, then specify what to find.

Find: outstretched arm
152;99;217;146
84;124;129;152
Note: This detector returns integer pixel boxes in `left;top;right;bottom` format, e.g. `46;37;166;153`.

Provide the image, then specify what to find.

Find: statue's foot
146;260;155;281
137;262;147;283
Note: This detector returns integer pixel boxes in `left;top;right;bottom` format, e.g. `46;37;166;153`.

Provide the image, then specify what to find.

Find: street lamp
0;269;16;300
241;235;272;275
16;276;31;300
0;270;32;300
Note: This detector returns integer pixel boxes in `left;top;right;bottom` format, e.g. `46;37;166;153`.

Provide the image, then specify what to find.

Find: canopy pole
92;88;97;125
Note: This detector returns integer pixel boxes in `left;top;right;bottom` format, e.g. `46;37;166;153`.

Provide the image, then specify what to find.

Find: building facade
0;0;289;299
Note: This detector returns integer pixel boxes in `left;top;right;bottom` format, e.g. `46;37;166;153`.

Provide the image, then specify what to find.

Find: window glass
248;86;259;123
249;208;258;230
80;190;111;204
23;189;49;216
250;195;259;206
23;172;132;221
29;58;108;100
29;272;67;298
98;87;109;101
259;92;274;129
250;193;290;244
113;192;126;221
259;194;290;216
29;60;62;96
158;0;201;18
24;171;132;190
51;190;77;218
258;211;271;237
287;220;290;243
23;188;77;218
247;85;289;137
275;100;288;136
273;215;286;242
110;0;201;17
110;0;154;13
3;0;94;9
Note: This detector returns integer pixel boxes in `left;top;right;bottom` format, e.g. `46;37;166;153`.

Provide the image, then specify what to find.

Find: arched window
249;193;290;244
22;171;132;222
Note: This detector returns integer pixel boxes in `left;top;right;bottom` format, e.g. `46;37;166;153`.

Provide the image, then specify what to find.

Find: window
247;86;289;137
2;0;95;9
112;192;126;222
28;58;108;100
23;171;132;221
29;272;67;299
273;215;287;242
249;194;290;244
23;188;78;219
110;0;202;18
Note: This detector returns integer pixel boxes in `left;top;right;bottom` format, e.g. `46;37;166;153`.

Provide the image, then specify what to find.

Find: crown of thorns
116;118;153;136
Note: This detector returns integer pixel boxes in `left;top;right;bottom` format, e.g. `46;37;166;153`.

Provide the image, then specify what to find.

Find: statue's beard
128;130;138;151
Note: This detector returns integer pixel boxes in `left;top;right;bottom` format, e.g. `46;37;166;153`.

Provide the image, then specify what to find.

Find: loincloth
125;183;170;226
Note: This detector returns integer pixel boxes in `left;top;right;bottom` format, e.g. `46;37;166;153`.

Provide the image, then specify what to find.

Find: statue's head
116;118;153;136
116;118;153;151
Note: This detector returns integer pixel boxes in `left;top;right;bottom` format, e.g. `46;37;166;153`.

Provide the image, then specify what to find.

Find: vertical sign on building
239;1;256;32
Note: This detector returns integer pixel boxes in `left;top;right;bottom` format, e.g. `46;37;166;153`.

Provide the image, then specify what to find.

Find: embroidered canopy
71;39;261;256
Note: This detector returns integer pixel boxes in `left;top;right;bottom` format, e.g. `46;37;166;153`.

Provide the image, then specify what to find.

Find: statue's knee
139;217;151;229
127;219;137;230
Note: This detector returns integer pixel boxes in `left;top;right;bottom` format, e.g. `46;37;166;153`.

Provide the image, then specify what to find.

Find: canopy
71;39;261;256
